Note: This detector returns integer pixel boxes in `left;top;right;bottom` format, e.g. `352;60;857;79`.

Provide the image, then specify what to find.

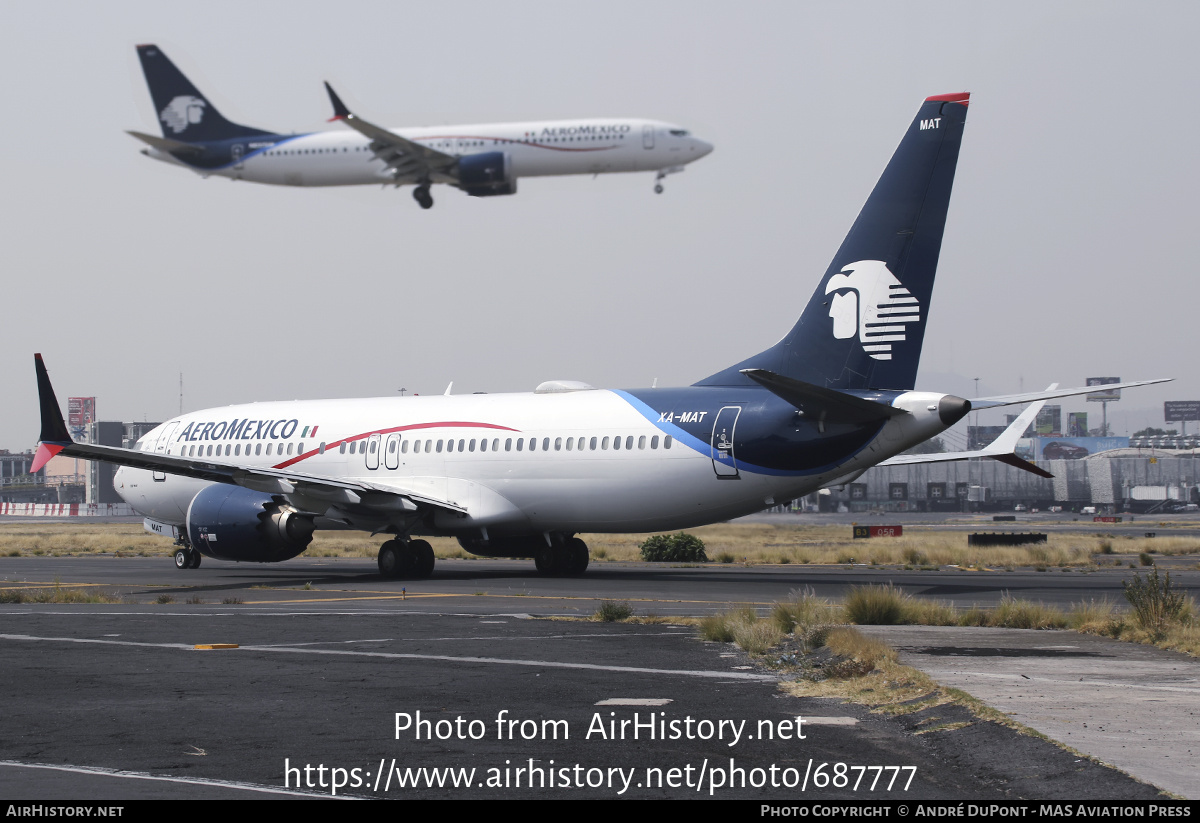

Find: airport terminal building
818;449;1198;515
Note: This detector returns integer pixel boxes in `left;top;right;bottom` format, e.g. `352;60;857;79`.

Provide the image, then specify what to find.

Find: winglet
324;82;352;122
32;354;73;473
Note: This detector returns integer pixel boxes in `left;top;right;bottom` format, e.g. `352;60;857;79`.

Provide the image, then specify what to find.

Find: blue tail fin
136;44;271;143
697;93;969;392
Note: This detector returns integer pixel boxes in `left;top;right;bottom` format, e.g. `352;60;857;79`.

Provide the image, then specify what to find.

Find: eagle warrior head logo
159;95;207;134
824;260;921;361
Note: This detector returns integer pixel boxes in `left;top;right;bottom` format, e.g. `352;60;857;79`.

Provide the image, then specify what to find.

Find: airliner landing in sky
127;44;714;209
49;93;1165;578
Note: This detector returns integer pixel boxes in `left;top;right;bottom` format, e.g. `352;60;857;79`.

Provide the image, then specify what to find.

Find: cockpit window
669;129;689;137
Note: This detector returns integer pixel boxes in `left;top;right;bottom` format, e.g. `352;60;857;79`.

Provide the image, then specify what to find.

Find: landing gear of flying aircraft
654;183;664;194
654;169;667;194
413;185;434;210
534;537;590;576
174;547;201;570
378;538;435;579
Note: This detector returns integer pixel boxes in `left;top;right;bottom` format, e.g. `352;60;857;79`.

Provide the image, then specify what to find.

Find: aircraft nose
692;138;714;157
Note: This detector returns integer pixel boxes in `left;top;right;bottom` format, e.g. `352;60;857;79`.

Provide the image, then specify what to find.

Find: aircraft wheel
413;186;434;209
534;545;559;576
174;548;195;570
189;551;202;569
564;537;589;576
654;183;664;194
412;539;435;578
379;539;416;579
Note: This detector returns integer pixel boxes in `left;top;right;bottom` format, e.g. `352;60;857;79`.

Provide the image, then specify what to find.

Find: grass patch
153;594;176;604
0;582;122;604
4;521;1196;569
991;595;1068;629
1124;566;1191;639
732;619;783;654
594;600;633;622
844;584;907;624
771;589;841;634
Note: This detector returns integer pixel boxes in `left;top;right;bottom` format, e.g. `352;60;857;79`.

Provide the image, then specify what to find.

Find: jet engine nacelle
186;485;314;562
456;152;517;197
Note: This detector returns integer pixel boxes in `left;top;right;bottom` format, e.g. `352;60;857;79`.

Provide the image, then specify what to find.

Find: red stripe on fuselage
272;420;519;470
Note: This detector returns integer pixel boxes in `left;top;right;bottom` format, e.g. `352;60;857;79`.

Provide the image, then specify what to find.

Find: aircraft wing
30;355;465;516
324;83;458;183
971;378;1170;409
880;386;1054;478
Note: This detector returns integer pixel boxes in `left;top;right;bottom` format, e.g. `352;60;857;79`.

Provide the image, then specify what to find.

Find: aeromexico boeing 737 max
42;93;1166;577
127;44;713;209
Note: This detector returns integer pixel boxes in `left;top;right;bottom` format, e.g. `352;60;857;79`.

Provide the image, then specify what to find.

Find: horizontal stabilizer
987;452;1053;479
740;368;905;423
880;385;1054;477
126;130;204;155
973;379;1171;409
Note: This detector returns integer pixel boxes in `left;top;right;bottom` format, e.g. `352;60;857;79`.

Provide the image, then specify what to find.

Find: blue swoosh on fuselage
614;388;886;477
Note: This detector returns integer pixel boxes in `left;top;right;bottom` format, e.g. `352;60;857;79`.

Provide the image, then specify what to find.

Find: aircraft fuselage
138;119;711;187
114;386;955;541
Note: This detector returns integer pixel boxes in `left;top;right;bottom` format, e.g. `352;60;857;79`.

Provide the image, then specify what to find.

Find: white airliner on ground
127;44;713;209
42;92;1166;577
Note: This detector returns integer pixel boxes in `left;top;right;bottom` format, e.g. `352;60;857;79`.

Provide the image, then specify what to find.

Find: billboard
1165;401;1200;423
1035;405;1062;436
67;397;95;442
1087;377;1121;402
1067;412;1088;437
1032;436;1129;460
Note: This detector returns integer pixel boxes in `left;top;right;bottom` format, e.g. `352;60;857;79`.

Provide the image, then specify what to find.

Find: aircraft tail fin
697;93;970;392
136;44;271;142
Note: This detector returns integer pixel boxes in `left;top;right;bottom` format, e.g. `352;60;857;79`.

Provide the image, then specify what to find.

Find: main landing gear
378;538;435;579
534;536;590;577
174;547;202;569
413;185;434;210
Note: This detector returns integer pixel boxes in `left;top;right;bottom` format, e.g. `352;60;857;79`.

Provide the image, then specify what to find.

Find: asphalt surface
859;626;1200;799
0;553;1193;800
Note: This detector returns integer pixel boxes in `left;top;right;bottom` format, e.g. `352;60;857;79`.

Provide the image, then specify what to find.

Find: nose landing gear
173;546;202;569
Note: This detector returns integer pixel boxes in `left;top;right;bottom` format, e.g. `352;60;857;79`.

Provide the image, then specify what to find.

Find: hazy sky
2;1;1196;451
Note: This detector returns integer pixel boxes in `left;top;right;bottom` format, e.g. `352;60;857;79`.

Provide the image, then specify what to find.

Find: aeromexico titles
128;44;713;209
38;91;1167;578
